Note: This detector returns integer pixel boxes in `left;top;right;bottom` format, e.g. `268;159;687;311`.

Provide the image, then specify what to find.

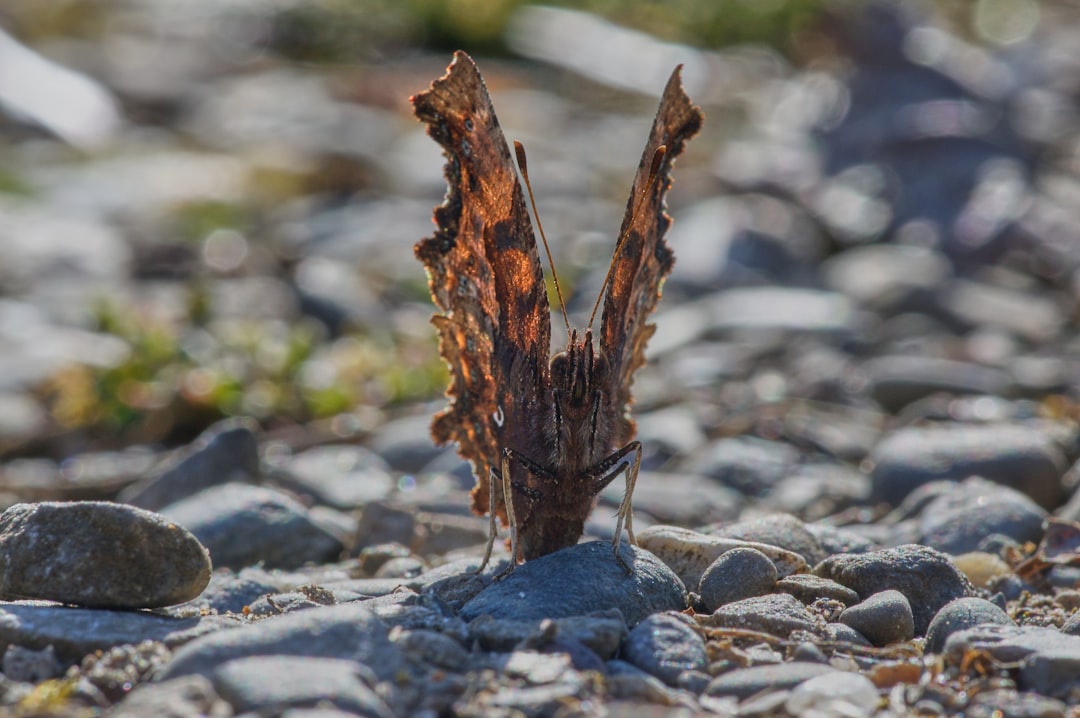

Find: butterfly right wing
412;52;552;522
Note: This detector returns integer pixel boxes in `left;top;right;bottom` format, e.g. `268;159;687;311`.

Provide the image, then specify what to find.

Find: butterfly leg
476;468;501;575
493;448;522;581
588;440;642;574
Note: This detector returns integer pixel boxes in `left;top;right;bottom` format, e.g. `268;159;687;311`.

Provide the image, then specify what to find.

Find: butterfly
412;51;702;573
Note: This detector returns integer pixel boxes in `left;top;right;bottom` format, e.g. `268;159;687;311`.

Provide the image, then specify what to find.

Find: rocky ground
3;1;1080;716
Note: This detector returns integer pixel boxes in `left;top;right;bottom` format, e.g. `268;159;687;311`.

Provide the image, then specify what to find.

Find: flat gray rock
702;592;822;638
159;602;403;683
0;603;239;664
815;544;975;634
622;613;707;686
459;542;685;627
869;424;1067;510
212;656;395;717
112;675;228;718
705;663;840;700
0;501;211;609
119;417;261;510
161;482;344;570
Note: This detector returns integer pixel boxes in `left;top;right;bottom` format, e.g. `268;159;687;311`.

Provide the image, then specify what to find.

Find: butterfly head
550;329;609;408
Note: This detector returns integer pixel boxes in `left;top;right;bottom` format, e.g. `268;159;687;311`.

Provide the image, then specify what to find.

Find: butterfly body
412;51;701;569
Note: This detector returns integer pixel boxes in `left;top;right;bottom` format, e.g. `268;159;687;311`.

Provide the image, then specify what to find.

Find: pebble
814;544;975;634
775;574;860;606
112;675;228;718
119;417;261;510
966;689;1067;718
271;444;395;511
467;611;626;657
785;670;879;718
159;602;403;683
924;597;1015;654
0;603;238;665
861;355;1012;412
459;541;685;626
212;655;395;717
636;525;806;589
621;612;708;686
704;662;840;700
894;477;1047;555
684;436;800;497
0;501;210;609
838;589;914;646
712;513;829;565
161;482;345;570
697;547;778;611
701;592;822;638
868;423;1067;510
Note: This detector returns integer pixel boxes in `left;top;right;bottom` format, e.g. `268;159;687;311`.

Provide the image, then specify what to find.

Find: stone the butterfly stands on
412;51;702;575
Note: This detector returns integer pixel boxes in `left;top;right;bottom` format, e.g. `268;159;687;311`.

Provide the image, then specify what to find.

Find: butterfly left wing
412;52;552;525
599;67;703;443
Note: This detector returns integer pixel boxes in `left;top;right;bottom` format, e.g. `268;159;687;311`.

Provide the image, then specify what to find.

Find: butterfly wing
599;67;703;444
412;52;552;522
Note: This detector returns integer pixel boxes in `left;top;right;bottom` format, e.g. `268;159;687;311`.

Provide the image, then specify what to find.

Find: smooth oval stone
459;542;685;627
815;545;975;635
839;590;915;646
0;501;211;609
712;513;829;565
637;525;806;589
705;663;839;700
924;597;1015;654
698;547;778;612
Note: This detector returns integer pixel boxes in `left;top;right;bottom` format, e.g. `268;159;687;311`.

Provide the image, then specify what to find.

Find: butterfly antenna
515;140;571;337
586;145;668;330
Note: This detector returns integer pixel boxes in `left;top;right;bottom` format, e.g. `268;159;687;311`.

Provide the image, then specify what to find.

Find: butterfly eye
592;353;610;382
550;353;569;384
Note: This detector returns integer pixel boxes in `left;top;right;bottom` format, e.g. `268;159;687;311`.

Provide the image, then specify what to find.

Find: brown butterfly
412;51;702;573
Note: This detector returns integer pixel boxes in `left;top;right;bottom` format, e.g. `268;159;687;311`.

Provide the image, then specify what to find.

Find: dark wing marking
412;51;551;522
599;66;703;445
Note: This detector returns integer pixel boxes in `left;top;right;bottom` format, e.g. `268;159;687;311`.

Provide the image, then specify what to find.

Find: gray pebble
839;590;914;646
0;501;210;609
869;423;1067;510
161;483;344;570
159;603;403;683
621;612;707;686
685;436;800;497
943;625;1080;666
467;611;627;658
704;662;839;700
271;444;394;511
1020;649;1080;701
702;593;822;638
698;547;778;612
112;675;228;718
775;574;860;606
459;542;685;626
712;513;828;565
212;656;394;717
862;355;1012;412
815;544;975;634
120;417;261;510
966;689;1067;718
900;477;1047;555
824;622;871;646
924;597;1015;653
390;628;469;671
786;670;879;717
